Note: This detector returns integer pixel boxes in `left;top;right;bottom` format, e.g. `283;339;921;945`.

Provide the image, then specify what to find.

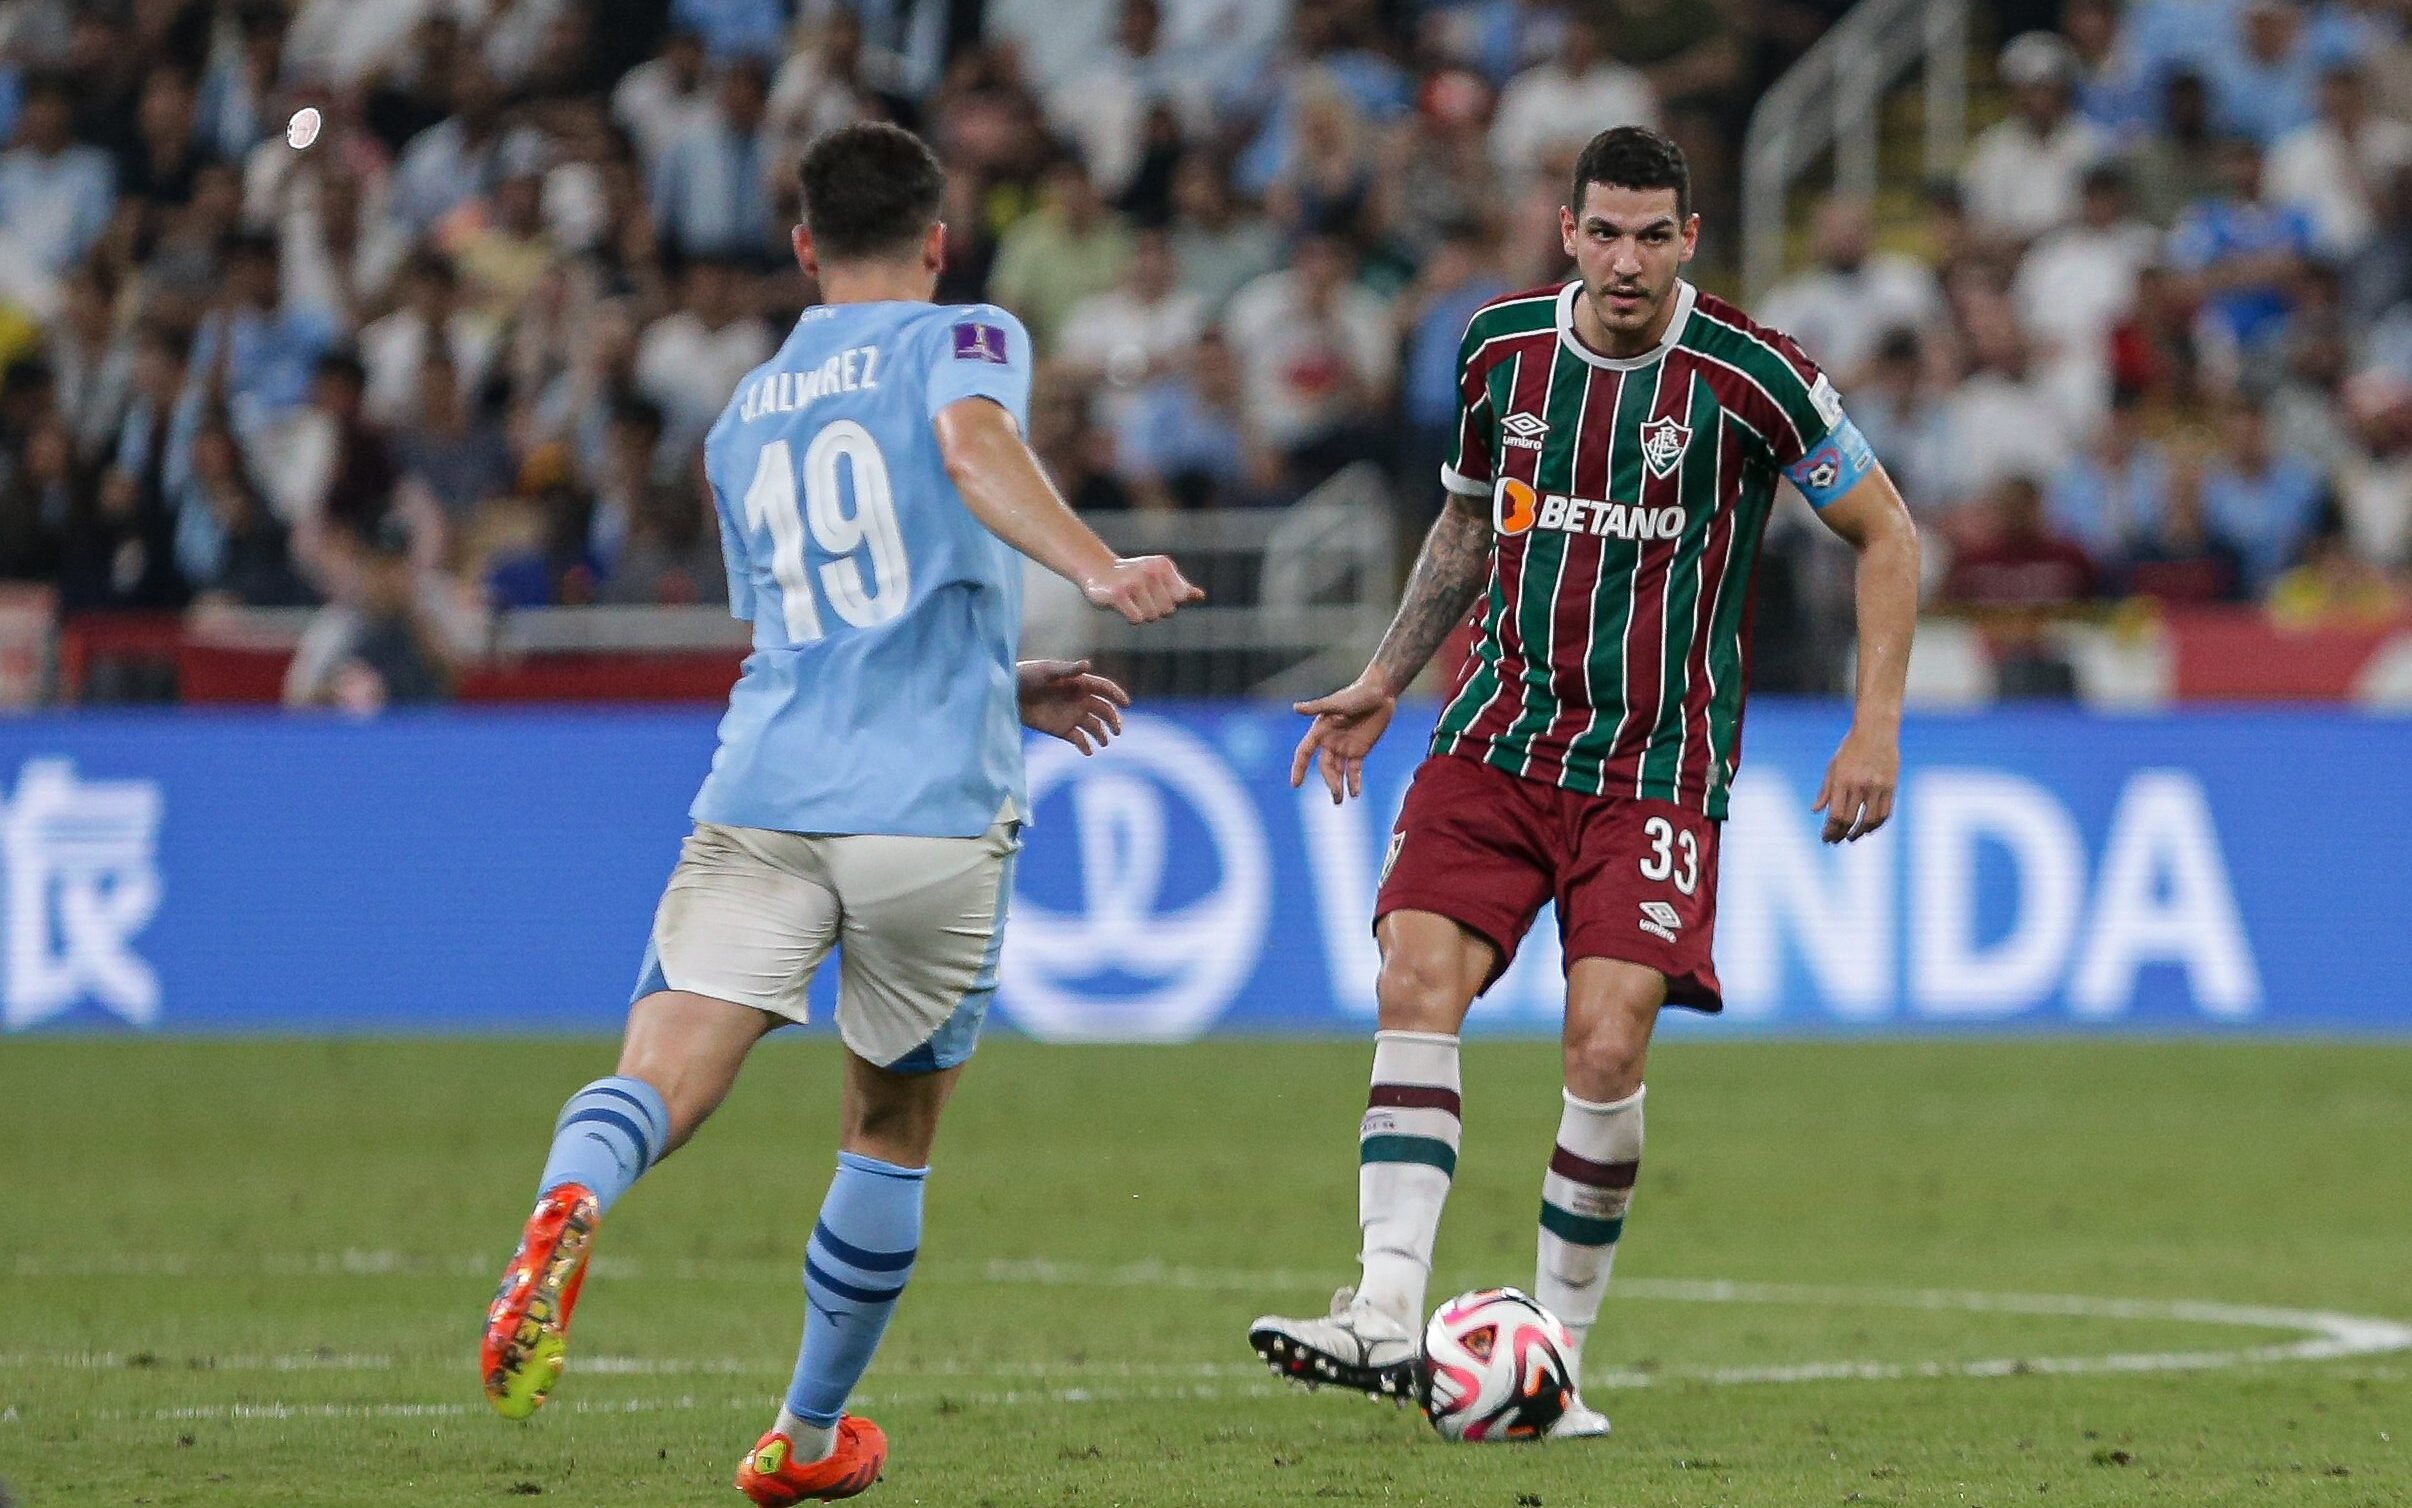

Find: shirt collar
1555;278;1696;371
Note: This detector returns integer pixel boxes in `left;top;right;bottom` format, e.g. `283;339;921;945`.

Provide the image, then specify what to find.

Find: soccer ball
1418;1287;1574;1442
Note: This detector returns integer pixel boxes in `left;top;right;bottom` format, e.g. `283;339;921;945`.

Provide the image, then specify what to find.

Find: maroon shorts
1373;752;1725;1012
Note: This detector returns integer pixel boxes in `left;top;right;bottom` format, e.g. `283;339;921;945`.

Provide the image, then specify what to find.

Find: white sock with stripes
1354;1030;1462;1329
1535;1085;1643;1383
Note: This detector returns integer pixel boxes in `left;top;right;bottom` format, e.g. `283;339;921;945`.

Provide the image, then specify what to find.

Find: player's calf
481;1075;671;1418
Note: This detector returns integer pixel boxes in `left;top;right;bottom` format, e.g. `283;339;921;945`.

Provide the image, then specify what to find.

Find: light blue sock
785;1151;925;1427
536;1076;671;1214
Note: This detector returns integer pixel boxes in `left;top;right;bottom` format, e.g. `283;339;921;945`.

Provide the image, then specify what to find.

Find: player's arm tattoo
1366;495;1493;695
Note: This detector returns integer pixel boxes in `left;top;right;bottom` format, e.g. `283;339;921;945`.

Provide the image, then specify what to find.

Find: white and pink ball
1418;1287;1575;1442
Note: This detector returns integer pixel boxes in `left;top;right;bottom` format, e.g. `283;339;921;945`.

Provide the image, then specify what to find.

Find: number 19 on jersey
741;420;914;646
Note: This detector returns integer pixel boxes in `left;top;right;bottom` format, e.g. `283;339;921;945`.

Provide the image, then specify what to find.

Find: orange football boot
481;1183;599;1419
734;1415;888;1504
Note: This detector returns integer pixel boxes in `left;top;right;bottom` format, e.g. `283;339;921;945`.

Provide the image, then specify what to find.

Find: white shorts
633;819;1020;1074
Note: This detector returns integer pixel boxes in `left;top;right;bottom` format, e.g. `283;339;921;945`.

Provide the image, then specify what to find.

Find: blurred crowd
1767;0;2412;672
0;0;2404;706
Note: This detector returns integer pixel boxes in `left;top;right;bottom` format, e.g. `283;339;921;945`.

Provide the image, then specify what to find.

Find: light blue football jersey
691;299;1034;838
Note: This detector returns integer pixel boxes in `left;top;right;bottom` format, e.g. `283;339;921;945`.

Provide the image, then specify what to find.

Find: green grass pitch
4;1037;2408;1506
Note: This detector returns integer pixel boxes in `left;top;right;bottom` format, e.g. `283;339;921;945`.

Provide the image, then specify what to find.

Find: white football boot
1248;1286;1420;1400
1547;1335;1610;1438
1549;1396;1612;1438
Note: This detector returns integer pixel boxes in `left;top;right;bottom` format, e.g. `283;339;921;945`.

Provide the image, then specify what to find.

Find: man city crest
1639;416;1690;478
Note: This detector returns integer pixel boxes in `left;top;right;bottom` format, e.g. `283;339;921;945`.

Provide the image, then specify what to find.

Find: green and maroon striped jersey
1430;279;1849;820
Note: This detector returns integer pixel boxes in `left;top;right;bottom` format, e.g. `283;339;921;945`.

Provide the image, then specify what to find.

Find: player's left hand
1813;722;1899;843
1018;658;1130;755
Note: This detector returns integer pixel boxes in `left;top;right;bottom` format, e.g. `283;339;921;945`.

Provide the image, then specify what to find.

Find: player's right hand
1084;555;1205;624
1290;679;1397;804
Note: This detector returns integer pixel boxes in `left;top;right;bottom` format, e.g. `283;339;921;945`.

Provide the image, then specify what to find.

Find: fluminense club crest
1639;416;1690;478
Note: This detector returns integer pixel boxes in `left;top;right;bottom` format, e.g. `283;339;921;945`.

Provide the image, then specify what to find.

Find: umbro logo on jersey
1500;412;1549;451
1639;900;1682;943
1639;416;1690;477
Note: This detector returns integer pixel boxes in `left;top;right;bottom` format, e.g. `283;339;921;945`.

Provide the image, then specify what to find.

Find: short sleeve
1440;317;1498;498
1748;327;1845;471
923;305;1034;433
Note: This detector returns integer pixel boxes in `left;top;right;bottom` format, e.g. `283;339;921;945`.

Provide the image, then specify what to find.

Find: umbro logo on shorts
1638;900;1682;943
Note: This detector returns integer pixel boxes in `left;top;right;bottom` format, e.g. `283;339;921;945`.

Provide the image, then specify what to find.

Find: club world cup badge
1639;416;1690;478
952;321;1009;364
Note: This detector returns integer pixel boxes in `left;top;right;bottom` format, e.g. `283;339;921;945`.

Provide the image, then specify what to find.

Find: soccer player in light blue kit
479;124;1201;1504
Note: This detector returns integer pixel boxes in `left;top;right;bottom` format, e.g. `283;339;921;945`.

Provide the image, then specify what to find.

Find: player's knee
1561;1015;1649;1100
1375;948;1476;1033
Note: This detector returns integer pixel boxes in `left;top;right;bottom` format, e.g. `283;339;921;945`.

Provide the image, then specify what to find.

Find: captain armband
1780;414;1877;509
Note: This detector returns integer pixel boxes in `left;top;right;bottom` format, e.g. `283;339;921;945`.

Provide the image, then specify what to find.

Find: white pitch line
46;1381;1288;1428
0;1351;396;1373
9;1252;2408;1403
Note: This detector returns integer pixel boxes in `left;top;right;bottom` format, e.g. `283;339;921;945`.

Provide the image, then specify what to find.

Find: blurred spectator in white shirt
650;57;776;265
1156;0;1290;107
768;12;893;179
634;257;773;459
1058;228;1208;428
475;0;569;87
284;0;439;86
1223;232;1394;465
1112;328;1270;511
1489;13;1657;185
2267;313;2357;474
2013;164;2160;432
983;0;1121;95
971;0;1248;139
0;76;116;276
1045;0;1214;205
1758;195;1943;386
613;29;715;172
359;254;499;428
1962;33;2103;245
2335;371;2412;568
1938;297;2074;509
2264;63;2412;260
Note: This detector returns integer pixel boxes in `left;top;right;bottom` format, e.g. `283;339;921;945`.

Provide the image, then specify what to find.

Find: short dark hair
1570;126;1690;222
798;123;946;263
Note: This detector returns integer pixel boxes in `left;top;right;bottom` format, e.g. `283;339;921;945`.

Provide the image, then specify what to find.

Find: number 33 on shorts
1637;814;1699;895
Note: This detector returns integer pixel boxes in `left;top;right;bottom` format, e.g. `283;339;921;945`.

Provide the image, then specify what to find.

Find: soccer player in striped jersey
1247;127;1921;1437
